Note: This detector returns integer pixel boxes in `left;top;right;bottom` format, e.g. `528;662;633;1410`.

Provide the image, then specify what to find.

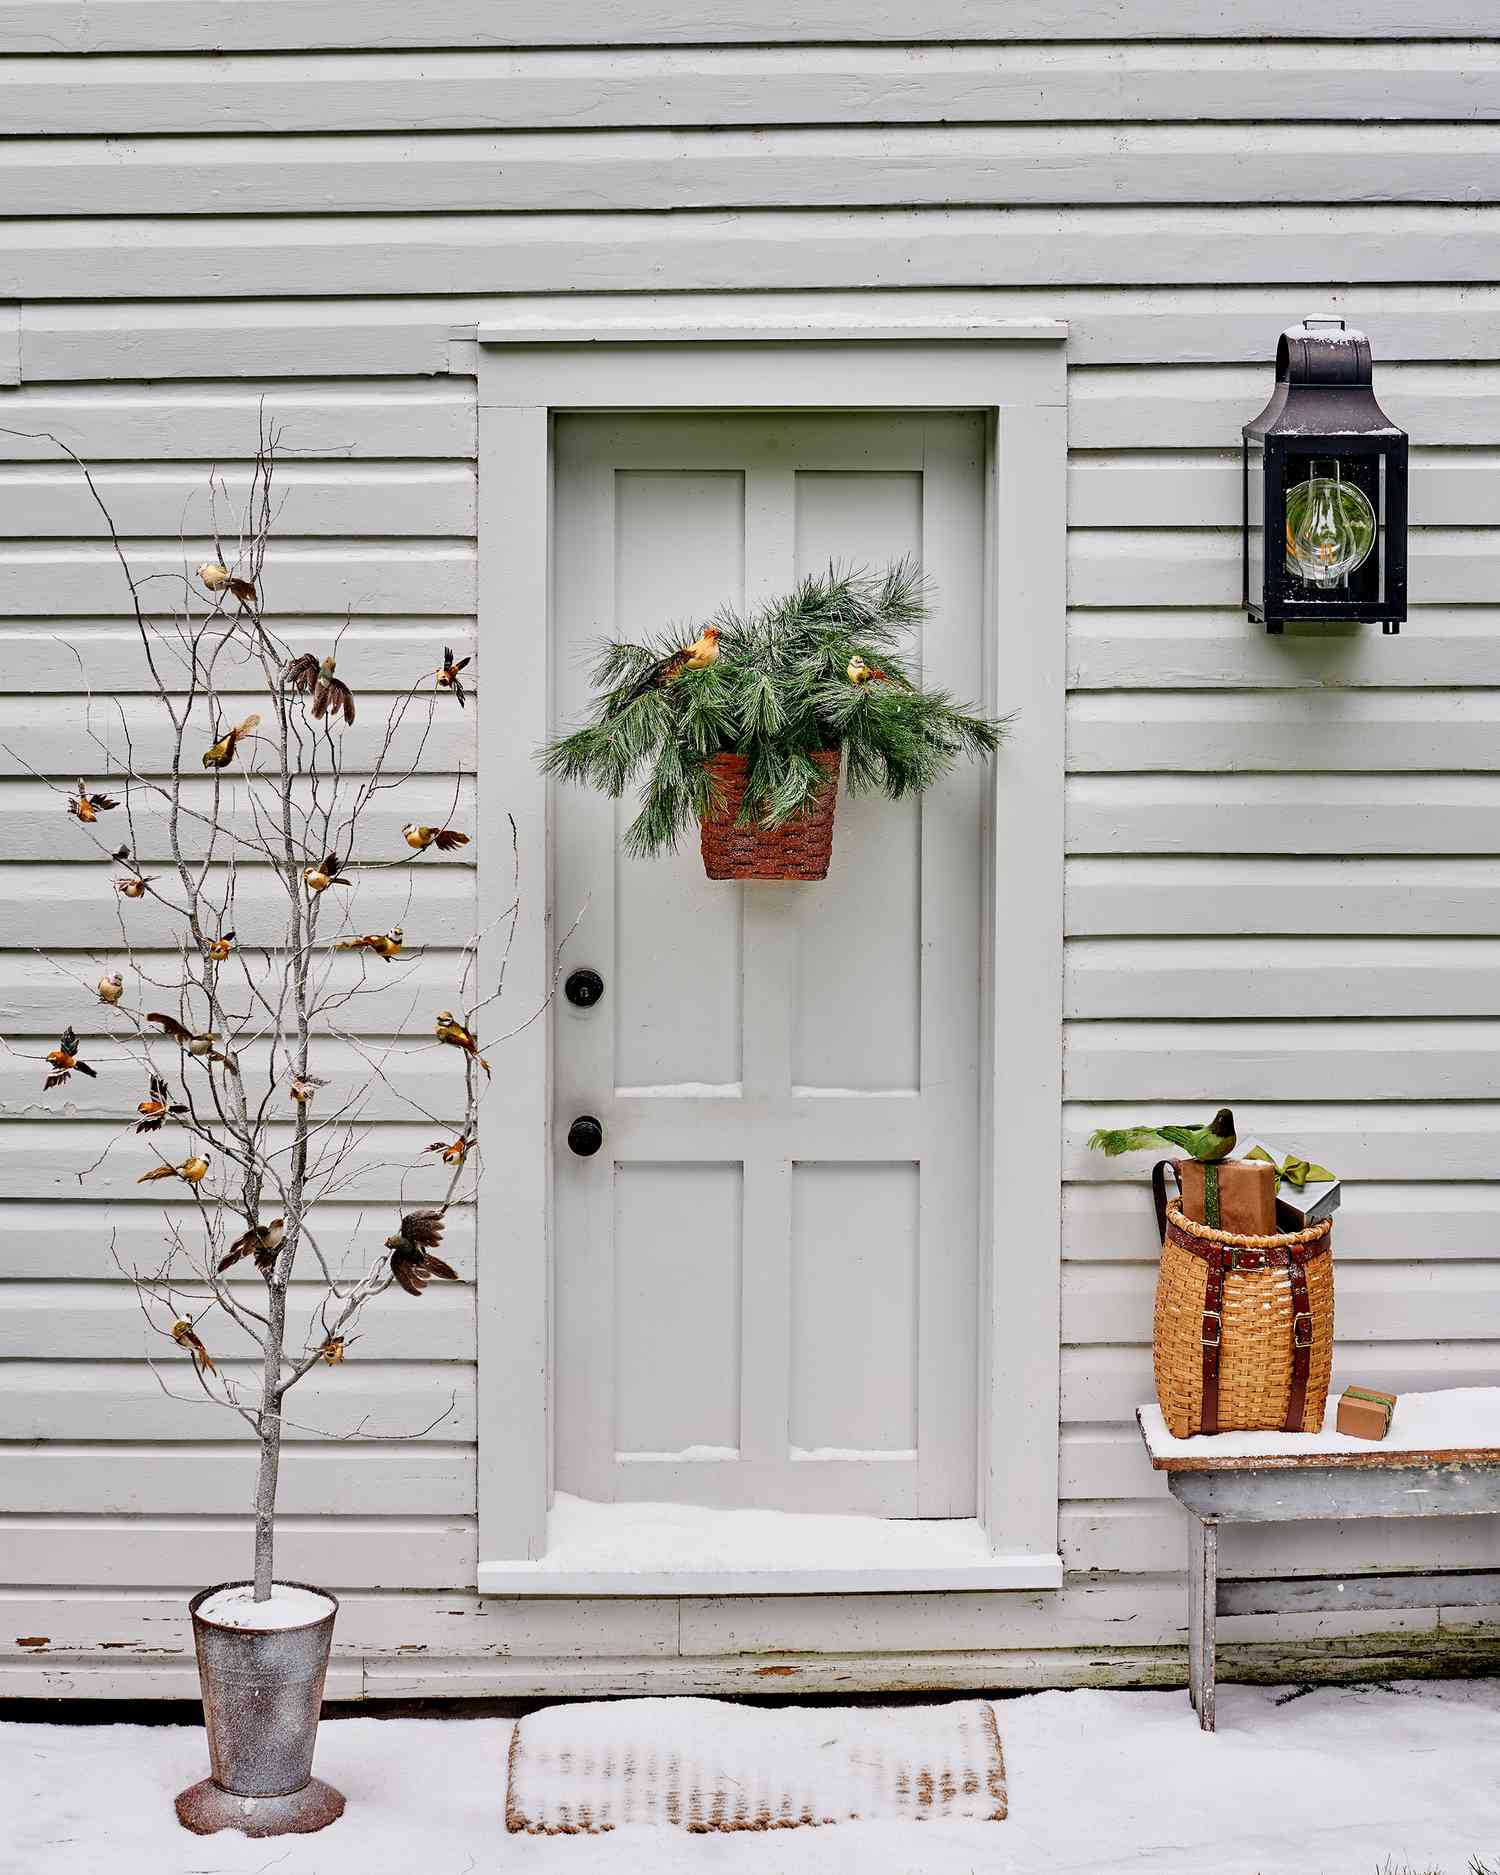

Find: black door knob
565;968;605;1009
567;1115;604;1157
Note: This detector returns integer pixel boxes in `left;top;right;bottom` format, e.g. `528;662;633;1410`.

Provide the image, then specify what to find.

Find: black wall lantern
1243;318;1408;634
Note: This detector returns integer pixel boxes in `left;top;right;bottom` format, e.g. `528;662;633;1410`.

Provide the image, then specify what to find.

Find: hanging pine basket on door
539;563;1008;882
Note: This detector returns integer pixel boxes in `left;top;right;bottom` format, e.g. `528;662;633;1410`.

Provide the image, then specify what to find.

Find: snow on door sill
477;1492;1063;1596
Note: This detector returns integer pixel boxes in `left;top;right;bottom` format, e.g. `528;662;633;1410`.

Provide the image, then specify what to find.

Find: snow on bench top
1139;1388;1500;1471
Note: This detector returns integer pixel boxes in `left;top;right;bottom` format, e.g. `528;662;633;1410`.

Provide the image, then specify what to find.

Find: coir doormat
504;1695;1007;1835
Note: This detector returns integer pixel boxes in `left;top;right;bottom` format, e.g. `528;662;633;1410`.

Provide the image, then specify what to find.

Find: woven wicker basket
699;751;840;882
1153;1189;1334;1439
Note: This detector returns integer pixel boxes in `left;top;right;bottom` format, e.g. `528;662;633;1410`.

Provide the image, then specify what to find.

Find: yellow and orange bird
97;972;125;1007
288;1073;327;1106
197;562;257;609
44;1026;97;1091
425;1133;474;1167
68;781;119;823
303;852;348;895
616;625;721;708
202;713;261;770
172;1317;216;1373
384;1209;459;1297
285;652;356;727
402;824;469;855
207;930;236;963
147;1011;234;1068
846;654;908;687
435;645;472;708
115;874;157;900
337;926;404;963
135;1072;188;1134
435;1010;490;1078
319;1336;347;1365
138;1153;210;1186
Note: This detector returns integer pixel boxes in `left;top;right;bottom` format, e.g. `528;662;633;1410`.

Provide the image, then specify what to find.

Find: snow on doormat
504;1695;1007;1834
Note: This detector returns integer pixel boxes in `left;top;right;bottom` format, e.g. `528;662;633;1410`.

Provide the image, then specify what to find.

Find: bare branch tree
7;425;566;1602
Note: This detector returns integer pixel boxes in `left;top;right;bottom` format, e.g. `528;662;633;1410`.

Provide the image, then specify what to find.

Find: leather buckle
1232;1249;1265;1271
1201;1310;1222;1349
1292;1312;1314;1349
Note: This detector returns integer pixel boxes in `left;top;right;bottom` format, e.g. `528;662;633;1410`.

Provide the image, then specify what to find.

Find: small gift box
1238;1139;1341;1229
1171;1156;1277;1235
1337;1385;1397;1440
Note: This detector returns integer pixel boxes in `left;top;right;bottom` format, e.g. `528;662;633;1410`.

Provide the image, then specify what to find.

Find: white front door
550;411;987;1520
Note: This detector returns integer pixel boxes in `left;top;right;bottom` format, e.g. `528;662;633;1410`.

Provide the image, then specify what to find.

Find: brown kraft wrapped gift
1169;1157;1277;1236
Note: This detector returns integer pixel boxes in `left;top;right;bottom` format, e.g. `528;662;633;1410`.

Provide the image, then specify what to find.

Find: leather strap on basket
1200;1247;1225;1437
1282;1255;1315;1433
1152;1161;1179;1244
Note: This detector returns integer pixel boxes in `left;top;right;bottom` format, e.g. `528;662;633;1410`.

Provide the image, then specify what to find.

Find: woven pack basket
1151;1163;1335;1439
699;751;840;882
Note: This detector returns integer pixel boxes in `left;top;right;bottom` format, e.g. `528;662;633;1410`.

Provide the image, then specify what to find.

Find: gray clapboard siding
1068;610;1500;689
1067;776;1500;857
9;124;1500;219
1069;691;1500;774
0;383;476;461
3;0;1491;52
0;1359;477;1442
0;1444;475;1516
0;464;475;539
1067;858;1500;937
1067;937;1500;1020
8;208;1500;302
1065;1182;1500;1263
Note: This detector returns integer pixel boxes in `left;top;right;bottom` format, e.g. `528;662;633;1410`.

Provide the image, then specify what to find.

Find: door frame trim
475;310;1068;1587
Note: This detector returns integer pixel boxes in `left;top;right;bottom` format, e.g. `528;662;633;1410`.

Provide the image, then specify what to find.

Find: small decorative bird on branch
197;562;256;609
425;1134;474;1167
336;926;403;962
44;1026;96;1090
172;1317;216;1373
435;1011;489;1078
319;1336;347;1365
285;652;356;726
288;1073;327;1106
115;873;157;900
302;852;348;895
202;713;261;770
846;654;907;687
384;1209;459;1297
218;1217;286;1274
614;626;721;709
135;1072;188;1133
402;824;468;855
138;1153;211;1186
435;645;471;707
207;930;236;963
97;972;124;1007
1088;1107;1237;1163
68;781;119;822
147;1011;236;1070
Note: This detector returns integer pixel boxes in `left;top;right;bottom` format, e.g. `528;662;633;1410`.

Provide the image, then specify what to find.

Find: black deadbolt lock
565;968;605;1009
567;1115;604;1157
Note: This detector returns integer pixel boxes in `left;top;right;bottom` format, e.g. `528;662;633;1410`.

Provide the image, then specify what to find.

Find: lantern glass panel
1244;432;1265;611
1284;457;1377;589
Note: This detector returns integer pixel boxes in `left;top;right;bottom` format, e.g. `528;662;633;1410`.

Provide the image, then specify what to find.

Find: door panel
551;412;986;1519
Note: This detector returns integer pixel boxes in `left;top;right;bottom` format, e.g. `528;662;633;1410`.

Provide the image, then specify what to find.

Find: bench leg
1186;1515;1219;1733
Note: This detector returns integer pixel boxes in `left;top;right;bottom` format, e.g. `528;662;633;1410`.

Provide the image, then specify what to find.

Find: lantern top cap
1275;317;1373;389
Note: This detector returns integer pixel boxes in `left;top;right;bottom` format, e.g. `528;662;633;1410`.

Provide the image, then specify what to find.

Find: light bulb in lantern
1284;474;1377;587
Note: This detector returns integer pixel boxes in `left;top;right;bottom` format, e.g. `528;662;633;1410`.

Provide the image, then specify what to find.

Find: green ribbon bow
1245;1146;1334;1191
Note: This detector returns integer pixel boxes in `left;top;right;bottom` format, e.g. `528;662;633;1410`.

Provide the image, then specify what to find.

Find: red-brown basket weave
699;751;840;881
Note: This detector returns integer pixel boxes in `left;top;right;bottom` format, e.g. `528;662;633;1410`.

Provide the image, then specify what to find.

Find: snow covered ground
5;1679;1499;1875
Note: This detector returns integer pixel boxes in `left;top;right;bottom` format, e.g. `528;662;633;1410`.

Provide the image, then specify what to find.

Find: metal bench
1137;1390;1500;1731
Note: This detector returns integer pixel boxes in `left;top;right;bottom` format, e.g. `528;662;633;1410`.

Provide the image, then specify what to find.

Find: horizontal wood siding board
4;47;1500;138
0;1444;475;1516
7;208;1500;300
1067;858;1500;937
3;2;1493;51
10;125;1500;218
0;384;475;461
1065;1181;1500;1263
1068;610;1500;689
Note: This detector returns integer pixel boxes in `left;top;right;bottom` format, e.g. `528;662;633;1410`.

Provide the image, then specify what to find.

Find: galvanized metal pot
175;1581;345;1837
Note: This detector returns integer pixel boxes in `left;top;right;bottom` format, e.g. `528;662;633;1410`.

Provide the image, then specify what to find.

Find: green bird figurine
1088;1107;1236;1163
